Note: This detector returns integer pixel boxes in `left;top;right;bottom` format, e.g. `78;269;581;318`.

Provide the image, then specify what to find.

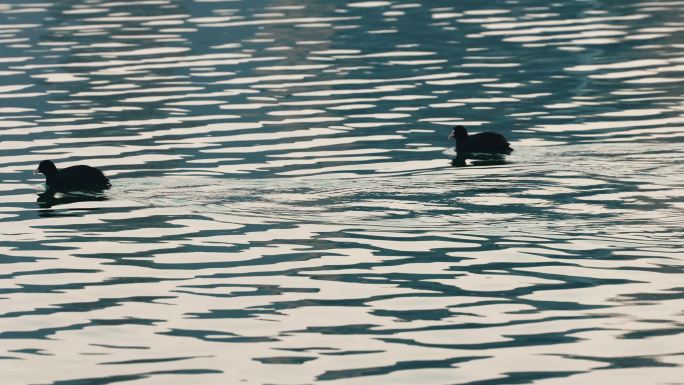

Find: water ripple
1;0;684;384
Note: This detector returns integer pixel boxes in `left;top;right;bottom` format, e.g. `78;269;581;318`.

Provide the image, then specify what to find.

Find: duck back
49;165;109;190
463;132;512;154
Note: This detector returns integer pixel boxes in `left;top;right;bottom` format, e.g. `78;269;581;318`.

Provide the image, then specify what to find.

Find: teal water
1;1;684;384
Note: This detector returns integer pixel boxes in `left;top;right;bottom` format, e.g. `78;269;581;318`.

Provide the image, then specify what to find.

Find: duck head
35;160;58;178
447;125;469;141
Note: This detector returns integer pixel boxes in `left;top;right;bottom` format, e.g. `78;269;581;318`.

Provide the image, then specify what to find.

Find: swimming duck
35;160;109;191
448;125;512;156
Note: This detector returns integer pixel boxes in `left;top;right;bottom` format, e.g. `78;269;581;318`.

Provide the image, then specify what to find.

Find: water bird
448;125;512;156
35;160;110;191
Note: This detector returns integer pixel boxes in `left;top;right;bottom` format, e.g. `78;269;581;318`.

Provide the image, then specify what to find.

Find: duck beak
33;168;40;175
447;132;454;140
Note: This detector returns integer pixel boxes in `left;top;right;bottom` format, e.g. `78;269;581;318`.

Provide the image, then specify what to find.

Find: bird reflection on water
36;189;109;210
451;153;509;167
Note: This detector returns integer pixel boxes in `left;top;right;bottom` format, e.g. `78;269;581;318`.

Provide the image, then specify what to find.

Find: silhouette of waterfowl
448;125;512;156
35;160;110;192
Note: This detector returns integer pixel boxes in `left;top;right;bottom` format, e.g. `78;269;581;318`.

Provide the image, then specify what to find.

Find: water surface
1;1;684;384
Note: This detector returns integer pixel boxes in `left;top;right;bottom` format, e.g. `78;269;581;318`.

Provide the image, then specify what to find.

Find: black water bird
35;160;110;191
448;125;512;156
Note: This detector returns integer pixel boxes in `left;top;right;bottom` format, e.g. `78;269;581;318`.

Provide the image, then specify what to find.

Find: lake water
1;1;684;384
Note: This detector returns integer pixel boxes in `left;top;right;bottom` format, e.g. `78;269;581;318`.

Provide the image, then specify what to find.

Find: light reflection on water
1;0;684;384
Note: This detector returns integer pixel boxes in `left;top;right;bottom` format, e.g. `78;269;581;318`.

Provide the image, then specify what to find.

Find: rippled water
1;1;684;384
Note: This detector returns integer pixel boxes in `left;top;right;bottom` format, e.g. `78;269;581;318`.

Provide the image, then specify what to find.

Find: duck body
36;160;110;191
458;132;512;154
449;125;512;156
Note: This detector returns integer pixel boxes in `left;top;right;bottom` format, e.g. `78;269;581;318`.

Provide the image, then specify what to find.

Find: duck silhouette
35;160;110;192
448;125;512;156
